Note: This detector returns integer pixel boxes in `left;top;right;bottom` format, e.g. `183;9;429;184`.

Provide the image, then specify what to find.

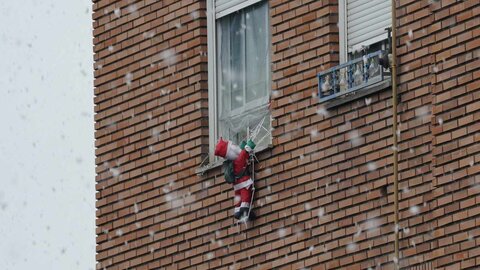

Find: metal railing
317;50;390;103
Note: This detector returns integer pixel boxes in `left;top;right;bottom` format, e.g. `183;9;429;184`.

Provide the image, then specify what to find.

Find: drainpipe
390;0;399;268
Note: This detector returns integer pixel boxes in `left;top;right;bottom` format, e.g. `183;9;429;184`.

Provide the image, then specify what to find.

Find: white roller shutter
347;0;391;52
215;0;264;18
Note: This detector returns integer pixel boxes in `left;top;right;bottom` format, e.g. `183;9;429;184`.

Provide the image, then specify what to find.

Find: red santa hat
214;138;228;158
215;138;241;160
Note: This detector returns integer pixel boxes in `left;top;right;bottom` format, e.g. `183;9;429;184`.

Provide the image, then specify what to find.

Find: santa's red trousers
233;178;253;216
232;149;253;218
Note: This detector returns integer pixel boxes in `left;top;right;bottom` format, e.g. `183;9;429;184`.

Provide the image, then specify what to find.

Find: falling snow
346;242;357;252
410;205;420;215
125;72;133;86
316;107;329;117
317;207;325;217
305;203;311;211
160;49;176;66
109;167;121;177
191;11;200;20
367;162;377;171
365;97;372;105
349;130;362;147
278;228;287;238
127;4;137;13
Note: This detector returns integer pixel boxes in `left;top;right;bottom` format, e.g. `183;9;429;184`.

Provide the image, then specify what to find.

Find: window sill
196;144;272;176
323;78;392;109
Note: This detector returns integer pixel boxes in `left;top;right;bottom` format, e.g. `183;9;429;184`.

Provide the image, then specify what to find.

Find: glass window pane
215;1;270;146
245;2;268;104
229;13;244;110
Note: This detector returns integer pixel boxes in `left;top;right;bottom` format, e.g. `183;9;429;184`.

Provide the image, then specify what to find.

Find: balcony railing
317;50;391;103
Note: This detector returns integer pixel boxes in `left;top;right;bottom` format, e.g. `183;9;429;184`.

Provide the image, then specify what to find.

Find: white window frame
338;0;390;63
207;0;270;160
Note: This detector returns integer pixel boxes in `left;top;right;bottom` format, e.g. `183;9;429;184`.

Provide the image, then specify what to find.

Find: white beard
225;141;241;160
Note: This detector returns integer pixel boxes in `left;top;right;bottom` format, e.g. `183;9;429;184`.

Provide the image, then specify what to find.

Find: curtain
216;1;269;145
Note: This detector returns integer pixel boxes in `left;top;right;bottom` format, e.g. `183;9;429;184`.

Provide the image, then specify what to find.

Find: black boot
248;211;256;221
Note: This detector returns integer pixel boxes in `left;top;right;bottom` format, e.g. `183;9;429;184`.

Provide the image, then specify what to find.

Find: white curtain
216;1;269;144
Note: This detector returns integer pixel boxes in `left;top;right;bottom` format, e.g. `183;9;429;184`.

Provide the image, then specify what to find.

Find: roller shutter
347;0;391;51
215;0;263;18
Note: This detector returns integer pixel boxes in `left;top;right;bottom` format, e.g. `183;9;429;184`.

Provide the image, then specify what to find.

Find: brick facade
93;0;480;269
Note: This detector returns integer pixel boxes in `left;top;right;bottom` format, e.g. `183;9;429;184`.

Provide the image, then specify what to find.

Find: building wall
395;0;480;269
93;0;480;269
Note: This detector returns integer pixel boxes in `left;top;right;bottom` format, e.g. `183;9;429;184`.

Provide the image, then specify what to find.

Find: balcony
317;50;391;105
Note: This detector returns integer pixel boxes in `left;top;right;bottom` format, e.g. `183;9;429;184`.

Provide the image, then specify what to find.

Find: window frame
207;0;271;160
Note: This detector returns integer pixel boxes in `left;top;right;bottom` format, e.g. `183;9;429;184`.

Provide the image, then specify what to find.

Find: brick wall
93;0;480;269
395;0;480;269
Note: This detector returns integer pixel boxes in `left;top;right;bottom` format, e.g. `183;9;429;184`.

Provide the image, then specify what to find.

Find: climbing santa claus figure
215;138;256;221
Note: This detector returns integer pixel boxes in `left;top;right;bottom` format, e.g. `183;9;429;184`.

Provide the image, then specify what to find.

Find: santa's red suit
215;138;255;220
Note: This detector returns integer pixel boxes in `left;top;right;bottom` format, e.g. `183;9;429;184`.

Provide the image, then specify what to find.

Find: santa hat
215;138;241;160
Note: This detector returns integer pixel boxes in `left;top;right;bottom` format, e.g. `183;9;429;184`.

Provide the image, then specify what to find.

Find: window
207;0;271;159
338;0;392;63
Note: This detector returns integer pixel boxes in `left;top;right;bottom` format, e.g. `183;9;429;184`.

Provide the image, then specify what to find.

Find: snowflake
409;205;420;215
127;4;137;13
116;229;123;236
365;97;372;105
114;8;121;18
349;130;362;147
346;242;357;252
416;106;430;120
278;228;287;238
354;225;362;238
304;203;311;211
363;218;381;230
125;72;133;86
367;162;377;172
109;167;121;177
317;207;325;217
316;106;329;117
310;129;318;137
143;31;155;39
159;49;176;66
191;11;200;20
